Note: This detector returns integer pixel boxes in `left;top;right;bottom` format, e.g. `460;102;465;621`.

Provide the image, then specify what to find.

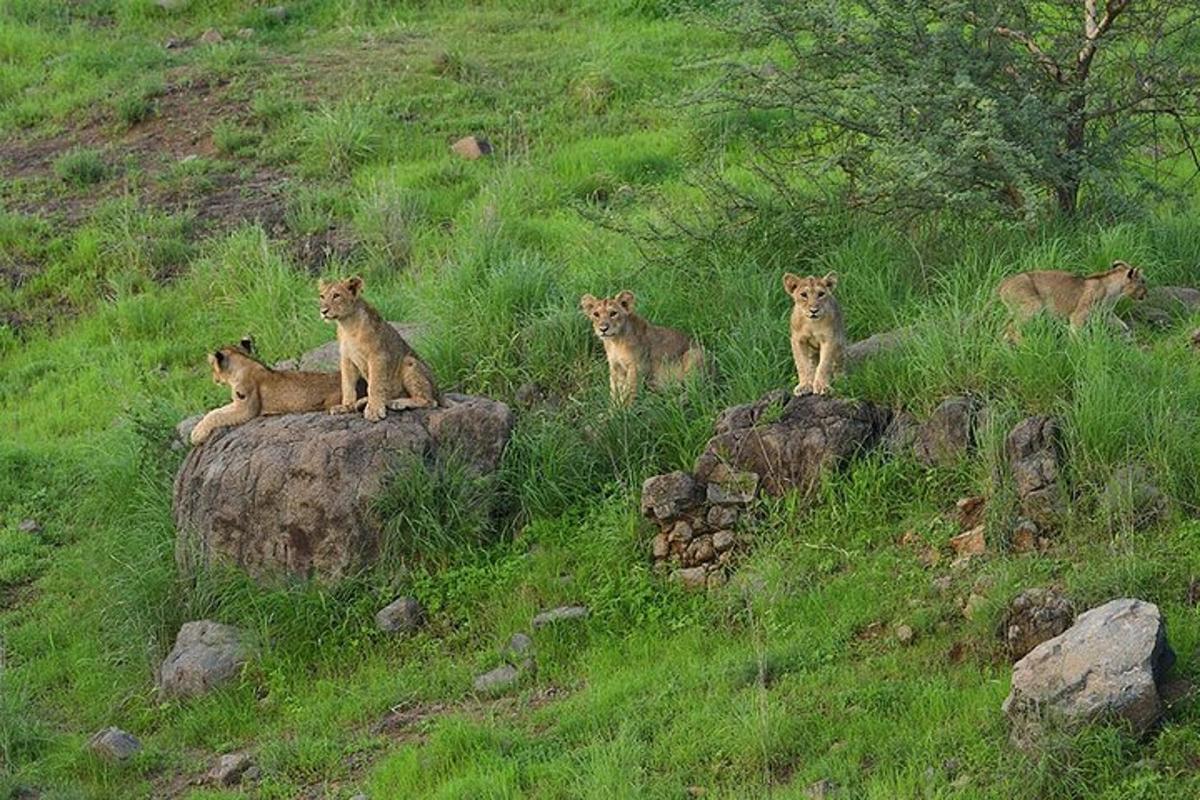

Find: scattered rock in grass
451;135;492;160
532;605;588;628
164;37;184;49
1006;416;1065;531
375;597;426;634
804;778;838;799
641;471;703;521
207;752;256;786
1191;328;1200;351
1101;463;1169;530
707;504;738;529
88;727;141;761
1127;286;1200;328
705;463;759;505
154;0;188;10
882;410;920;457
712;530;735;552
16;519;40;534
199;28;224;45
236;27;254;39
913;396;978;467
1010;518;1039;553
671;566;708;591
157;620;248;699
514;381;547;408
955;496;986;531
473;664;520;694
842;327;913;364
505;632;534;662
949;526;986;560
1002;588;1075;661
264;5;289;21
1003;598;1175;751
173;393;512;582
931;575;953;595
896;624;915;646
961;593;987;620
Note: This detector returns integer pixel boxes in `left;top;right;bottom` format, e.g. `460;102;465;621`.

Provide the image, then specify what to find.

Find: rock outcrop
1003;598;1174;750
1006;416;1065;533
173;394;513;581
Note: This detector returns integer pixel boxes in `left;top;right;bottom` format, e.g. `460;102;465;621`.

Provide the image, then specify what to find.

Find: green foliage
52;148;108;186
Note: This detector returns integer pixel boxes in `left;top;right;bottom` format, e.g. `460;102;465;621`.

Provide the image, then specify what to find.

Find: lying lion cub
190;337;343;445
319;276;439;421
580;290;704;406
784;272;845;395
997;260;1147;341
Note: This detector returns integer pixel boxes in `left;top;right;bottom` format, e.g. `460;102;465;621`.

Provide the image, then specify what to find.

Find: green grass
3;2;1200;799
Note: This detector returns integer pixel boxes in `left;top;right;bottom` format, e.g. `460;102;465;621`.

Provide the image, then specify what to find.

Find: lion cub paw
792;383;812;397
812;379;831;395
363;403;387;422
329;404;356;415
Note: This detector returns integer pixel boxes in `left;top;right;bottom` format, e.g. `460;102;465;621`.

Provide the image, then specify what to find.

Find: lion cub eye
332;292;341;299
608;311;616;318
817;291;826;298
799;292;808;299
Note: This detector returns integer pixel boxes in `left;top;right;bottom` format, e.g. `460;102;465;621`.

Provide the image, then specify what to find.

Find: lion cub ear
580;294;598;315
239;336;255;354
212;350;228;369
318;279;329;292
783;273;801;295
615;290;635;312
822;272;839;290
346;276;364;296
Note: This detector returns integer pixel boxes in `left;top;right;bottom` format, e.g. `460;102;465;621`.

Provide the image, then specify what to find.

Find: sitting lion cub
579;290;704;406
190;337;343;445
319;276;439;421
997;260;1148;340
784;272;845;395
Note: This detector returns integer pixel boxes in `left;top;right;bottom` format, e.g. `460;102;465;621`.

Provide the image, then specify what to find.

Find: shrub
53;148;107;186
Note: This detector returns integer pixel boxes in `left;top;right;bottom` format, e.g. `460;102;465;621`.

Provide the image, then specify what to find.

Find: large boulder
1006;416;1065;531
157;620;248;699
174;394;513;581
1003;598;1174;750
695;392;892;496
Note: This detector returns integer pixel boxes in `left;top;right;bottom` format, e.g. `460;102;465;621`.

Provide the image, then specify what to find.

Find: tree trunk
1057;91;1086;215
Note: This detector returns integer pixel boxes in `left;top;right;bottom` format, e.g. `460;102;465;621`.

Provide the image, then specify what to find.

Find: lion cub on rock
997;260;1147;341
784;272;845;396
319;276;439;421
191;337;343;445
580;290;705;406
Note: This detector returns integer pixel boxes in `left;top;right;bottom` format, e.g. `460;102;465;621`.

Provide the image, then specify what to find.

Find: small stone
1011;518;1039;553
264;5;288;21
505;632;533;660
199;28;224;44
955;495;986;530
671;567;708;591
712;530;735;552
164;37;183;49
962;593;986;620
669;520;694;544
451;135;492;160
688;536;716;565
705;463;759;505
896;624;915;646
804;778;837;799
707;504;738;529
236;27;254;39
931;575;953;594
157;620;248;699
242;766;261;782
88;727;141;761
155;0;187;9
949;525;986;558
375;596;426;634
349;795;368;800
207;752;255;786
652;532;669;559
640;471;702;521
17;519;40;534
531;605;588;628
473;664;519;694
514;382;546;408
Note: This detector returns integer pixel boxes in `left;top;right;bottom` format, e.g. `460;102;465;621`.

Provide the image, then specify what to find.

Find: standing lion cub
319;276;439;421
784;272;846;395
190;337;344;445
997;260;1148;340
579;290;705;406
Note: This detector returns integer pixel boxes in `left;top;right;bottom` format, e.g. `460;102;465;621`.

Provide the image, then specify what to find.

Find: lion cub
579;290;704;406
190;337;343;445
784;272;846;396
319;276;439;421
997;260;1148;340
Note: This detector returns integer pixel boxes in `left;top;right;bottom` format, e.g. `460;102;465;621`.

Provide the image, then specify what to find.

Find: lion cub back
212;343;342;413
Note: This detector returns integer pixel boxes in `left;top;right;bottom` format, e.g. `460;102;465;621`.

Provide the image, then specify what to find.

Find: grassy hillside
3;2;1200;798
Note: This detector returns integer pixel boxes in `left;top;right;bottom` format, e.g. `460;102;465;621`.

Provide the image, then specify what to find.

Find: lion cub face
208;337;258;387
580;291;637;339
783;272;839;320
318;277;364;321
1111;260;1148;301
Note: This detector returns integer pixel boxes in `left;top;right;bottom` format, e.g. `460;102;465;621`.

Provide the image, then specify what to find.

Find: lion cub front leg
387;356;439;411
330;353;361;415
791;337;815;396
812;339;841;395
361;355;390;422
608;359;637;407
191;392;260;445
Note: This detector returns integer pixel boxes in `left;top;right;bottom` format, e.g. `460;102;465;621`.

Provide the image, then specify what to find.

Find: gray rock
1003;598;1175;750
473;664;519;694
1006;416;1065;530
273;323;422;372
532;605;588;629
842;326;913;364
235;27;254;39
706;504;738;529
671;566;708;591
173;394;513;582
705;463;759;505
712;530;735;552
804;778;838;799
199;28;224;44
696;393;892;497
1003;588;1075;661
157;620;248;699
1101;463;1169;531
882;410;920;457
451;136;492;160
1128;286;1200;327
16;519;40;534
913;396;978;467
207;752;255;786
505;632;534;659
640;471;703;521
264;5;289;21
88;727;141;761
375;596;426;634
154;0;188;10
896;624;915;646
175;414;202;447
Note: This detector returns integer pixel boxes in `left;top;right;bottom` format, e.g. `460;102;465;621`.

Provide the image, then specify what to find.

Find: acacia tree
706;0;1200;219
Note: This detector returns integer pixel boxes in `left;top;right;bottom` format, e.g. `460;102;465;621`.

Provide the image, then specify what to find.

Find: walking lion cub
319;276;439;421
190;338;343;445
997;260;1148;340
579;290;705;406
784;272;846;396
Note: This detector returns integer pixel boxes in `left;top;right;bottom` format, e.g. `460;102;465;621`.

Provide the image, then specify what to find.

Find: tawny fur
783;272;846;396
319;276;439;422
579;290;705;407
997;260;1148;341
190;338;343;445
